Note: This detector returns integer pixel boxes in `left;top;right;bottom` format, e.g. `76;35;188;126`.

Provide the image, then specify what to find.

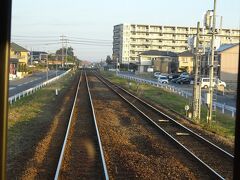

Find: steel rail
85;71;109;180
94;72;226;180
100;74;234;159
54;72;82;180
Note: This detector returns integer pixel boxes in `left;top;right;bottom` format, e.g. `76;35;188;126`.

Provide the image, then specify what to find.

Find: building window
182;58;188;63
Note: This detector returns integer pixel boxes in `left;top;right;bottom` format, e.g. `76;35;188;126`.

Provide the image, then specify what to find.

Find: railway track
94;72;234;180
54;71;108;180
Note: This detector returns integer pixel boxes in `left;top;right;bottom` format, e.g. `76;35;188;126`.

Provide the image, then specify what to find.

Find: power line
12;35;112;42
12;38;60;41
12;35;59;38
68;36;112;42
69;40;111;45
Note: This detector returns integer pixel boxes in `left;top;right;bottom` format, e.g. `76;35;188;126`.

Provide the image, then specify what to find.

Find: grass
9;70;76;126
101;71;236;140
7;69;78;159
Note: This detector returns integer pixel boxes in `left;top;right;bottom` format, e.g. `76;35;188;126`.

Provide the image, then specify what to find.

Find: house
10;42;29;78
177;51;194;73
217;44;239;83
201;43;239;84
10;42;29;65
137;50;178;73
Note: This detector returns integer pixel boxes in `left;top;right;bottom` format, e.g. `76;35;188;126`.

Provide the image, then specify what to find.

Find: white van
201;78;226;89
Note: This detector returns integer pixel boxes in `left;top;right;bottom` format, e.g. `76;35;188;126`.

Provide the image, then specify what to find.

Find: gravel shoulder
89;74;212;179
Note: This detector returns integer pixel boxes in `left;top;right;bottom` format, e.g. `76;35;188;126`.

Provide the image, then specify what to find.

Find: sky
12;0;240;62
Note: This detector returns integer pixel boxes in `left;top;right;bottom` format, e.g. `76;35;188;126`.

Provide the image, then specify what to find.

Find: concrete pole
55;61;58;77
30;48;33;65
207;0;217;124
65;40;68;68
60;35;64;68
116;57;118;75
46;53;49;81
192;22;201;122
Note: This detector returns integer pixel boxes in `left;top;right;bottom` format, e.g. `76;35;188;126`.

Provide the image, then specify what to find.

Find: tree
106;55;112;64
56;47;74;57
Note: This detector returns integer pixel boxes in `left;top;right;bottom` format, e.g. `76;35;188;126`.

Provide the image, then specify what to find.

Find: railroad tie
158;119;169;122
176;132;190;136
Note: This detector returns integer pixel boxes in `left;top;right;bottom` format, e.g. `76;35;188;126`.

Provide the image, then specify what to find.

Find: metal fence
8;69;71;104
118;73;236;117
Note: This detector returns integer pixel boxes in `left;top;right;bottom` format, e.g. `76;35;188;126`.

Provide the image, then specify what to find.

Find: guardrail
9;69;71;104
117;73;236;117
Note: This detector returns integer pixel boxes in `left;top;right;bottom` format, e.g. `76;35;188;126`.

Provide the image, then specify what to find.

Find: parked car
158;76;169;84
201;78;226;89
176;77;191;84
154;72;161;78
168;73;180;80
179;72;190;78
171;77;183;83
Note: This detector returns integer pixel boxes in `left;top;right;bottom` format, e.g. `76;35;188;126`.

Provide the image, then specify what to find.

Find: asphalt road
9;70;66;97
119;72;237;108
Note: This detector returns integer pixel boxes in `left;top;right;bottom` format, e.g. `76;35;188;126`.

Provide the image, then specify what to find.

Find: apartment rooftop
115;23;240;31
141;50;178;57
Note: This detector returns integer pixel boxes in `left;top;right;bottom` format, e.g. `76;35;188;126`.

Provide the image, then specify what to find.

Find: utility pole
207;0;217;124
192;22;201;122
55;55;58;77
65;39;68;68
116;57;119;75
60;35;66;68
46;53;49;81
30;48;33;65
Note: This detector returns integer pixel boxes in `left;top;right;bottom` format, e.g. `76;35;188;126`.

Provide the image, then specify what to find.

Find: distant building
201;43;239;83
177;51;194;73
30;51;48;63
138;50;178;73
113;23;239;64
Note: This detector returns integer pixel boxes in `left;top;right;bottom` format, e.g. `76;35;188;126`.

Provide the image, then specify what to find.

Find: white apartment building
113;23;239;64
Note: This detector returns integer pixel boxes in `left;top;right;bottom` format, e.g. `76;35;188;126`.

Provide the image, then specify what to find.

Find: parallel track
94;72;234;180
54;71;108;180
